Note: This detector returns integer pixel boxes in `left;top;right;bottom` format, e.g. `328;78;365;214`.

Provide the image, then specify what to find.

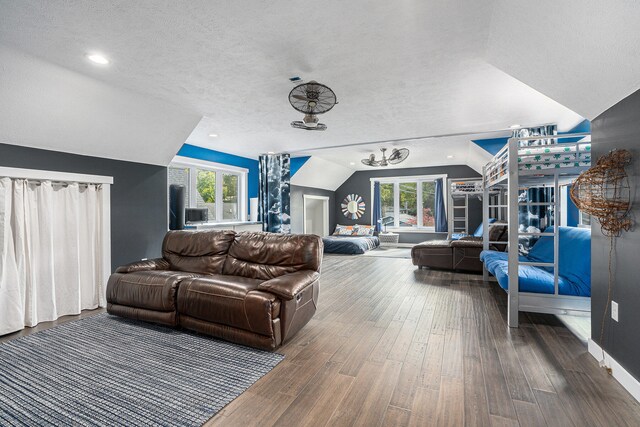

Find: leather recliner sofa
106;230;323;351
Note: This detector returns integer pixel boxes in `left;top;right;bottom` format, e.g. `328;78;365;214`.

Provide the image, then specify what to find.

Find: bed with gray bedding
322;235;380;254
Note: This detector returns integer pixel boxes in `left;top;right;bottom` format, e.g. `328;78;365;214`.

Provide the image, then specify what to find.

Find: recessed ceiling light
510;124;521;129
267;151;275;155
208;133;218;138
446;155;455;159
350;162;355;166
86;53;109;65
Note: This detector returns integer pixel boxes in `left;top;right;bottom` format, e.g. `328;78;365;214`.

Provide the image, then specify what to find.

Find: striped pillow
354;225;375;236
333;224;356;236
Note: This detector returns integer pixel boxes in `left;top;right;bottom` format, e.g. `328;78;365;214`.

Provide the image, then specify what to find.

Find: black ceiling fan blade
291;94;313;102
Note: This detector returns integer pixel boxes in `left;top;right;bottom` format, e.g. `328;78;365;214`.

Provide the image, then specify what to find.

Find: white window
372;175;446;231
169;156;248;223
579;211;592;228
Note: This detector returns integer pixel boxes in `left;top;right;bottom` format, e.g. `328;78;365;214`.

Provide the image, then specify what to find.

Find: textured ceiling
0;0;635;167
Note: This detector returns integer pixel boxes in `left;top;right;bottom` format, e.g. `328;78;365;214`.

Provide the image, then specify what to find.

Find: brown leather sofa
107;230;323;351
411;222;507;273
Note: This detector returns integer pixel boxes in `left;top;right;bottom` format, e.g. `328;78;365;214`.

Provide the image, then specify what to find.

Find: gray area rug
0;313;284;426
363;247;412;259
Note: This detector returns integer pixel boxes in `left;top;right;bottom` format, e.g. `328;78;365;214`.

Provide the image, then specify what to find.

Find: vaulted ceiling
0;0;638;167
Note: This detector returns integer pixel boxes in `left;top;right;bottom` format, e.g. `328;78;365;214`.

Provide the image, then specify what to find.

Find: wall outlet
612;301;619;322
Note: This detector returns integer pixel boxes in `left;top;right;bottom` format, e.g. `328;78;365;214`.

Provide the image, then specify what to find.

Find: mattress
480;226;590;297
322;235;379;255
480;250;582;296
486;143;591;183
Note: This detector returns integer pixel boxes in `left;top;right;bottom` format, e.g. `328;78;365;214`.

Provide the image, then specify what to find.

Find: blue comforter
480;226;590;297
322;235;379;254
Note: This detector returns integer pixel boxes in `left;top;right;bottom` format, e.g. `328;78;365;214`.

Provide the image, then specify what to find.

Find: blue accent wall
176;145;260;213
566;185;580;227
290;156;310;176
471;137;511;156
175;145;311;217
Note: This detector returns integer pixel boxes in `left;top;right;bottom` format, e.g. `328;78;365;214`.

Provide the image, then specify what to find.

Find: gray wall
290;185;336;235
0;143;168;271
590;89;640;380
334;165;481;243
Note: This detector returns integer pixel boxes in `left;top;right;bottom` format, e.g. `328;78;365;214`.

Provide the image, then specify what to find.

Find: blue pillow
473;218;497;237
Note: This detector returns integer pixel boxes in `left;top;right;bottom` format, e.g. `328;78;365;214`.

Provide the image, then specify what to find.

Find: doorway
303;195;330;236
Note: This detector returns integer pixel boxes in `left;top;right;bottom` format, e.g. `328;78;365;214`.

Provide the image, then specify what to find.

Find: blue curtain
373;181;382;232
258;154;291;233
434;178;447;232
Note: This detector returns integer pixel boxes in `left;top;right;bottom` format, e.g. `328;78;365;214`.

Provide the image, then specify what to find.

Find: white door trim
303;195;330;236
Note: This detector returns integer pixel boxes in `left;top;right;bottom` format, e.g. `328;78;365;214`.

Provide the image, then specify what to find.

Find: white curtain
0;178;105;336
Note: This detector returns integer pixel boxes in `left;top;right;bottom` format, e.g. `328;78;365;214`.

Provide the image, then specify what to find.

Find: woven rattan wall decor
570;148;632;372
570;149;632;237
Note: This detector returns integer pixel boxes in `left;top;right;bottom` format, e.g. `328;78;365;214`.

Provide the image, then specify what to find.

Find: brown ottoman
451;238;483;272
411;240;453;270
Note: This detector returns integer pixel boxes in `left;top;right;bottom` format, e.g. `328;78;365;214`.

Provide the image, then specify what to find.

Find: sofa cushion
223;232;323;280
450;238;483;248
411;241;453;270
106;270;202;312
177;275;281;337
413;239;451;249
162;230;236;275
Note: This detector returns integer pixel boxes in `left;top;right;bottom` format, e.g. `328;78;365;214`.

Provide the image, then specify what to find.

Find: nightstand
378;232;400;247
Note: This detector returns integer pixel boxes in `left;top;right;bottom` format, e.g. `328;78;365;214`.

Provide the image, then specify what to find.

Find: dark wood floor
2;256;639;426
0;307;106;344
209;255;640;427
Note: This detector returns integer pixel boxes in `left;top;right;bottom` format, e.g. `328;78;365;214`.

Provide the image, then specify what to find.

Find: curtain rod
0;167;114;185
20;179;102;188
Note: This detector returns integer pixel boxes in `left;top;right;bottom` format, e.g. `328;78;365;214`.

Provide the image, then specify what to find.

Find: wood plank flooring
209;255;640;427
2;256;639;426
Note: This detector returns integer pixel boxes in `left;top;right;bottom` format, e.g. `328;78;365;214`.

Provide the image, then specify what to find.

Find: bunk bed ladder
448;178;482;240
449;195;468;239
507;138;520;327
507;144;562;327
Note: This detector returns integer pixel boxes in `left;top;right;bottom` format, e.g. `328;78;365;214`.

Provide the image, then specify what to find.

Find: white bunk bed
447;178;483;239
481;131;592;327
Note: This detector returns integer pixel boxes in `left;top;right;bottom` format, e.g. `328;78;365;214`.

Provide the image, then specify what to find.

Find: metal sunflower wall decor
341;194;365;219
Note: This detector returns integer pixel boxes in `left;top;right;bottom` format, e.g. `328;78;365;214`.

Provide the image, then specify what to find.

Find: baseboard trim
588;338;640;403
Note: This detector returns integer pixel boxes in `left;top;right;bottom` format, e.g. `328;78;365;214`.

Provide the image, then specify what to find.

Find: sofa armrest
114;258;170;274
258;270;320;301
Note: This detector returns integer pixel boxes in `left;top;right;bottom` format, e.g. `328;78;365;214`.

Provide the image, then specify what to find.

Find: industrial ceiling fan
289;80;337;131
361;148;410;167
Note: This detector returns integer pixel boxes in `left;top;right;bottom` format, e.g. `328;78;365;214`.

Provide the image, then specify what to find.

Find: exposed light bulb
87;53;109;65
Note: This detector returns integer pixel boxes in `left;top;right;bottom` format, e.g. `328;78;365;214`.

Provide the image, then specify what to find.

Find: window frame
169;156;248;223
370;174;447;232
